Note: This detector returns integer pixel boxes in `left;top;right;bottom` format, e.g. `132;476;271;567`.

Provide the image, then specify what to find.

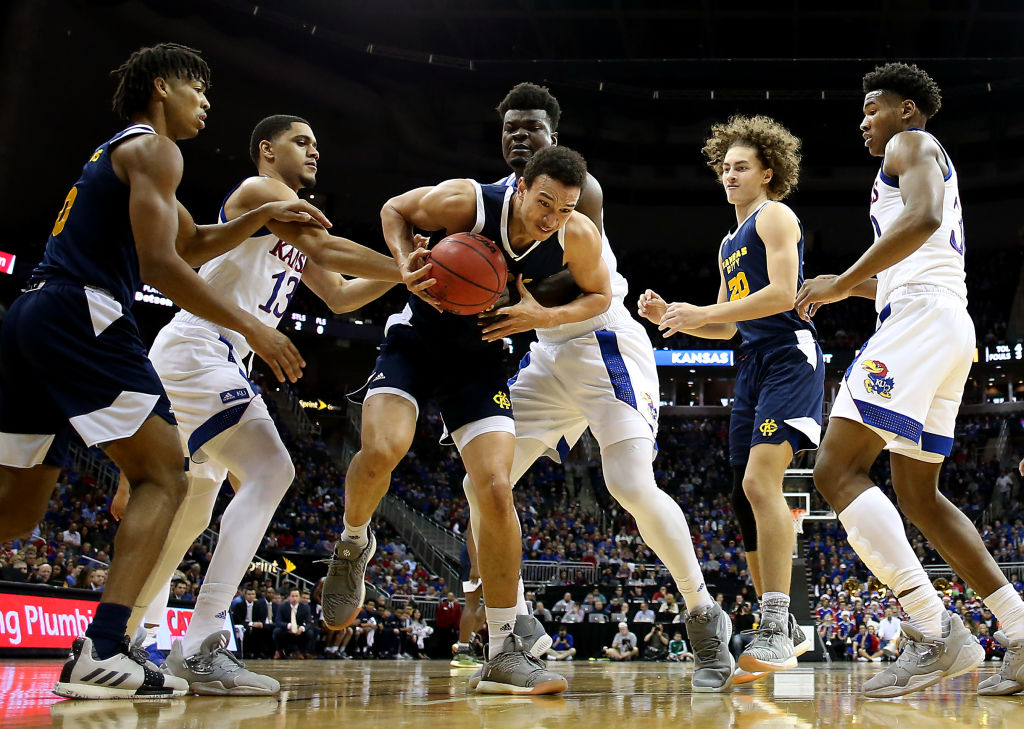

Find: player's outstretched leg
323;395;416;628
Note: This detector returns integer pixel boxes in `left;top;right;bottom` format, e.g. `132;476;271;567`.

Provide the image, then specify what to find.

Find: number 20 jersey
172;180;307;358
869;129;967;311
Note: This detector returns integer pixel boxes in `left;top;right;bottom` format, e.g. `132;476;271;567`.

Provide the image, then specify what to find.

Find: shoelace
894;635;941;669
487;649;546;676
687;614;724;664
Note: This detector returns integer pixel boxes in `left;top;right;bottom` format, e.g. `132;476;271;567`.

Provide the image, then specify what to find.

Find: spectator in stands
561;604;586;623
170;579;192;603
605;622;639;661
643;623;669;660
273;588;313;659
351;600;379;658
533;601;552;622
876;606;902;658
730;602;756;658
634;601;655;623
61;522;82;547
232;587;272;658
659;593;681;616
434;593;461;657
89;568;107;592
668;632;694;662
553;592;575;613
547;627;576;661
856;624;883;662
409;608;433;658
28;562;52;584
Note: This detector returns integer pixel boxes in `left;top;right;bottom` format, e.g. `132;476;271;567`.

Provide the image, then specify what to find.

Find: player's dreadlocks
497;82;562;131
111;43;211;120
862;62;942;119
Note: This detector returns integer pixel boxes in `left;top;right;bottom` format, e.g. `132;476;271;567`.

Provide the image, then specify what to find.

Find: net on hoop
791;508;807;535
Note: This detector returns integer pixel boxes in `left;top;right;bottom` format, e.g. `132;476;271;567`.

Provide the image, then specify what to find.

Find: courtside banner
0;249;14;274
0;583;234;654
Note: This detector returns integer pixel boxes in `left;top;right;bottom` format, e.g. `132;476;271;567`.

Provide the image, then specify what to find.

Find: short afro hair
249;114;310;166
862;62;942;119
497;82;561;131
111;43;210;121
523;146;587;189
702;115;802;201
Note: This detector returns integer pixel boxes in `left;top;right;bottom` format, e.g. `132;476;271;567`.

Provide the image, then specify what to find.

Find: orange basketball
425;232;508;315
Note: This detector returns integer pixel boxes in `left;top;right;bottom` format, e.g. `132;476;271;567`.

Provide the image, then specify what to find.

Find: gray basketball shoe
977;631;1024;696
474;632;567;695
319;530;376;628
862;613;984;698
165;631;280;696
684;603;735;692
469;615;556;692
53;636;188;700
790;614;812;657
738;617;797;674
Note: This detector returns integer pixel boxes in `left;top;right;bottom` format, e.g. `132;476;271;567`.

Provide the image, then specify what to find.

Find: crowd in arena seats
4;385;1024;661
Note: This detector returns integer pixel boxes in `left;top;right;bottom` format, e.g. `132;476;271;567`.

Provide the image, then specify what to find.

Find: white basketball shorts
509;315;659;462
830;285;974;463
148;321;273;481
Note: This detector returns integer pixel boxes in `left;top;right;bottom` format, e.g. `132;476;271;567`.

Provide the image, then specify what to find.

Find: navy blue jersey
404;180;566;348
719;201;815;351
32;124;157;308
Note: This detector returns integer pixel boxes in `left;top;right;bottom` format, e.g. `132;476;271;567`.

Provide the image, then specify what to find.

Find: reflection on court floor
3;659;1023;729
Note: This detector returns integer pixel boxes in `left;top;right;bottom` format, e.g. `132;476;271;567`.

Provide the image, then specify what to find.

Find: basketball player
796;63;1024;697
122;114;400;695
639;115;823;680
0;44;325;700
466;82;735;692
451;523;485;667
328;145;610;694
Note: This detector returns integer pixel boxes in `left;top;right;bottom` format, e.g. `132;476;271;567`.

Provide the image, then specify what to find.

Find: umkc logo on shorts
862;360;895;399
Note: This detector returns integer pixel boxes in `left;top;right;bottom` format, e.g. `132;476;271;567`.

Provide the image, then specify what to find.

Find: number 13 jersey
172;181;308;359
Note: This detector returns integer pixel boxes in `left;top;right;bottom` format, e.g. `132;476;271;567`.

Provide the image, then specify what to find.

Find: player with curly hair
639;114;822;681
797;63;1024;698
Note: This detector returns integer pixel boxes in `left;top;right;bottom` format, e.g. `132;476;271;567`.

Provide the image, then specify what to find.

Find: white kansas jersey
500;171;630;340
174;192;307;358
869;129;967;311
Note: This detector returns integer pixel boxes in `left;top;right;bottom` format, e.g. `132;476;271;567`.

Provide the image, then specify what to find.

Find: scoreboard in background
984;343;1023;363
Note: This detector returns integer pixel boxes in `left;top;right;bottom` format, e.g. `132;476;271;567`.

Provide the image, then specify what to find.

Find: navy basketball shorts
348;323;514;451
729;331;825;466
0;282;175;468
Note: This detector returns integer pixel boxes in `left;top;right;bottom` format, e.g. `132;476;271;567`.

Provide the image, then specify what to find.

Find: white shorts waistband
536;301;631;343
882;283;967;308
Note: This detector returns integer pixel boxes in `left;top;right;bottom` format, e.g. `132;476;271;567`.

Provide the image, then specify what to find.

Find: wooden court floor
4;658;1023;728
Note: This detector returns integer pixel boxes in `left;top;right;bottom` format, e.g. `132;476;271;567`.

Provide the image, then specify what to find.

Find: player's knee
740;474;776;509
472;474;513;516
357;442;403;479
812;446;848;501
895;488;937;525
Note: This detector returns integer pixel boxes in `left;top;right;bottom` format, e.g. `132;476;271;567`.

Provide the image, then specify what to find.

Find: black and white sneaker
53;636;189;700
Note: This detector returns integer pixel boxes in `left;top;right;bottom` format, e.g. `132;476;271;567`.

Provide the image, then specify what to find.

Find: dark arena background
1;2;1024;727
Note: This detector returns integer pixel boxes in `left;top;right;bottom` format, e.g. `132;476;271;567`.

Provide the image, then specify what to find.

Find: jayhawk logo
862;360;895;399
641;392;659;422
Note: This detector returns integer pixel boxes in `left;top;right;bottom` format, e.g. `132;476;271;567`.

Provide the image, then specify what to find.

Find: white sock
182;582;237;656
839;487;945;636
985;583;1024;642
343;515;369;546
516;577;529;616
486;606;518;657
601;439;713;612
761;591;790;629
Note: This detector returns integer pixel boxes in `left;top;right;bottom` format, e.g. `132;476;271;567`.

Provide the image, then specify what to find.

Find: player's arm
796;276;877;321
225;177;400;281
795;132;944;311
300;258;397;314
481;212;612;341
174;196;332;267
380;179;479;305
116;135;304;383
637;242;737;340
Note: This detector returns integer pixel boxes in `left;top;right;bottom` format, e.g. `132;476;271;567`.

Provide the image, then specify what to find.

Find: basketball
424;232;508;315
